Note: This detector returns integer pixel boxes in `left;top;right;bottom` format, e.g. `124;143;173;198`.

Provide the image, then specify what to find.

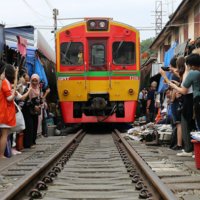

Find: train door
88;40;107;71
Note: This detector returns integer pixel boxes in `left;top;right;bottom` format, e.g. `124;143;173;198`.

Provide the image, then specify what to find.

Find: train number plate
130;76;139;80
57;77;70;81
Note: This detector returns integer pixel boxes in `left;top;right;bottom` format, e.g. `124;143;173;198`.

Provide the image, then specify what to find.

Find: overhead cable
22;0;52;19
45;0;53;10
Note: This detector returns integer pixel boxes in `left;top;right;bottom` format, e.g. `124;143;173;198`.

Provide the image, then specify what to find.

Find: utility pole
155;1;163;36
53;8;58;40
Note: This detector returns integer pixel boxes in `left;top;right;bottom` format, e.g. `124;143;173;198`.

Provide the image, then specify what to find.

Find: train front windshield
113;42;135;65
60;42;84;66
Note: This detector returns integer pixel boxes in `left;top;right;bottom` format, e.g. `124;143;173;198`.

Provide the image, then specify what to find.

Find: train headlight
128;89;134;95
99;21;106;28
63;89;69;96
90;22;96;28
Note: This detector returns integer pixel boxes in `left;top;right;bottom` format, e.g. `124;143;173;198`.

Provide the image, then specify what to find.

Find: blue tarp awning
158;42;178;93
35;57;48;88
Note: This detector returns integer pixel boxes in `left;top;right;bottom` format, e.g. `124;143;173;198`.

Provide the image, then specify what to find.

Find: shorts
171;101;181;124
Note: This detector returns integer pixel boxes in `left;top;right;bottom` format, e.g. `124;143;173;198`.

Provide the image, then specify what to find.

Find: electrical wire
45;0;53;10
22;0;52;19
44;0;65;27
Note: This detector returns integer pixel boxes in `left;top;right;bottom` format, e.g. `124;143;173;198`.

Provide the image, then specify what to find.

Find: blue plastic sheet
164;42;177;67
34;57;48;88
158;42;178;93
26;56;34;77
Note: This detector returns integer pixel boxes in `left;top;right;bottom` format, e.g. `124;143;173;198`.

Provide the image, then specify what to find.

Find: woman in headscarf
22;74;43;148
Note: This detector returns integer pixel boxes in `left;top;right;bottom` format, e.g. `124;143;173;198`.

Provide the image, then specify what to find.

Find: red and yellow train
56;18;140;123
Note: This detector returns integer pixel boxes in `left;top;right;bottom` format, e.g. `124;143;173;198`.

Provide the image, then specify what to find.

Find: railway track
0;129;177;200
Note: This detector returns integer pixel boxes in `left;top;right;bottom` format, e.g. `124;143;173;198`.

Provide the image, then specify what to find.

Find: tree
140;37;156;64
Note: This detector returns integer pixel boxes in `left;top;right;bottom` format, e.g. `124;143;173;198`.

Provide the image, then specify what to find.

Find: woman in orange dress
0;65;17;158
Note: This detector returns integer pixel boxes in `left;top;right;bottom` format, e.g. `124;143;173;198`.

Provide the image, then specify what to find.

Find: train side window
112;42;135;65
60;42;83;66
91;44;105;66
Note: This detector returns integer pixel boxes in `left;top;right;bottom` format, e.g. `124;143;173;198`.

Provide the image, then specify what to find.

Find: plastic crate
191;140;200;169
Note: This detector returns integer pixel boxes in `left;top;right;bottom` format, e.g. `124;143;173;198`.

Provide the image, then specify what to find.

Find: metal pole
53;8;58;40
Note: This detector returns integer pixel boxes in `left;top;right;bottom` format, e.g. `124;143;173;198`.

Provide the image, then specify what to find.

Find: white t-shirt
138;91;143;107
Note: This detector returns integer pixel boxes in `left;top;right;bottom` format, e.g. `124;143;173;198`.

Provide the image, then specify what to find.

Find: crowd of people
0;63;51;159
138;38;200;157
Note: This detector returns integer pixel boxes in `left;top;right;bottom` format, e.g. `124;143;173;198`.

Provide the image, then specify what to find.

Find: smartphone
27;82;30;88
4;67;6;72
17;83;23;88
161;67;170;71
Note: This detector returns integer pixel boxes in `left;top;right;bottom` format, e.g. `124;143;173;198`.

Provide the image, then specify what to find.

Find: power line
22;0;51;19
45;0;53;10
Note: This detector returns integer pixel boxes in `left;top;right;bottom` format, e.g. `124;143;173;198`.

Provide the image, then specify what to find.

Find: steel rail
0;129;83;200
114;129;178;200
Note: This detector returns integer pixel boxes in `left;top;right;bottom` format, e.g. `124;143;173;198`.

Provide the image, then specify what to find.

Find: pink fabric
17;36;28;57
29;74;40;100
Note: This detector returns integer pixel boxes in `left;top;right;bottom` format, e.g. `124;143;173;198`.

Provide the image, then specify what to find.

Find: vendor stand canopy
5;24;55;63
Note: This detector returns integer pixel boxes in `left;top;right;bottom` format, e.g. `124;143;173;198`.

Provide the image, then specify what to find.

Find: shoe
170;145;183;150
192;155;195;158
30;145;35;149
177;152;193;156
11;149;18;155
13;149;21;155
11;149;21;155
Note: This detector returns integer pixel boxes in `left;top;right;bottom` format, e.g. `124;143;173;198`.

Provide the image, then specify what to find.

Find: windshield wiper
114;39;124;57
61;41;74;64
64;41;71;57
61;52;74;64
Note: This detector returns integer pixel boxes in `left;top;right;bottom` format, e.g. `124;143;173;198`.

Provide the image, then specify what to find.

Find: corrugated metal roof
5;26;35;47
149;0;190;50
7;43;36;58
4;24;55;63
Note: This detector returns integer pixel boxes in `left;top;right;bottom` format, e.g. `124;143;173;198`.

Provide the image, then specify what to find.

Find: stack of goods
191;132;200;142
126;123;172;142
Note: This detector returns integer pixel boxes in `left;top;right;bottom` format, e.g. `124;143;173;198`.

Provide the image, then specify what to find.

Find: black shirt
147;89;157;113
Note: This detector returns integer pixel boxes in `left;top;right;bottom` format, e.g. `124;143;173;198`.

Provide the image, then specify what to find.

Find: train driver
78;46;83;64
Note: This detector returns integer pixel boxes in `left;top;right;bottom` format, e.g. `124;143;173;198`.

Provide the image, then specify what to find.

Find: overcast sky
0;0;182;51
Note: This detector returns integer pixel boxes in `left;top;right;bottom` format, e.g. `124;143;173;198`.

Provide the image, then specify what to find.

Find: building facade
150;0;200;62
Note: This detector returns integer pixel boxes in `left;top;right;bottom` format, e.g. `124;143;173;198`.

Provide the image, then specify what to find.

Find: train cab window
60;42;83;66
91;44;105;66
112;42;135;65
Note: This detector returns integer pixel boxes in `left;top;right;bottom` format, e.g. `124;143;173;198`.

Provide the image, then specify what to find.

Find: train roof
56;19;140;35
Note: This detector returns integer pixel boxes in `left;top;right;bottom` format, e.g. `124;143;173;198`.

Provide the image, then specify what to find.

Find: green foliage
140;37;156;65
